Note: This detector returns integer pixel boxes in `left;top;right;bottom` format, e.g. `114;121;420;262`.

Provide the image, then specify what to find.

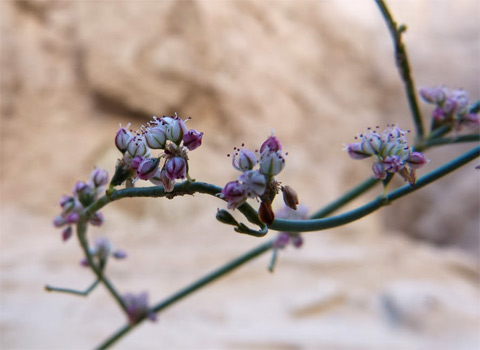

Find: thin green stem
76;220;128;314
375;0;424;140
269;146;479;232
96;239;275;350
310;177;380;219
421;134;480;147
45;279;100;296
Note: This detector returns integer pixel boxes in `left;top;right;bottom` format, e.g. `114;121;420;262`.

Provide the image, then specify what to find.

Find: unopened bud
115;125;133;153
258;200;275;225
183;129;203;151
281;185;299;210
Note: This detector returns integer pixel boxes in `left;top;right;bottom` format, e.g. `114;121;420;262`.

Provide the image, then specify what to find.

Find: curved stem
96;239;275;350
269;146;479;232
45;279;100;296
76;219;128;313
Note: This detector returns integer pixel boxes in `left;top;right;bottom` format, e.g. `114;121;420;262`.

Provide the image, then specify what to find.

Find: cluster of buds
122;292;157;324
346;125;428;186
80;237;127;267
53;168;109;241
113;114;203;191
221;134;297;225
419;86;479;131
273;205;308;249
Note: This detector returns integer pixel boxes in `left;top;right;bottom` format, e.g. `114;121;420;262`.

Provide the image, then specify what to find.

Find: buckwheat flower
183;129;203;151
164;116;187;144
137;157;160;180
90;168;109;187
115;124;133;153
238;170;266;198
144;125;167;149
62;226;73;242
232;146;258;172
260;135;282;153
420;86;479;131
89;212;104;226
74;181;95;207
273;204;308;249
126;135;150;158
130;155;143;171
53;215;66;228
123;292;157;324
259;150;285;177
346;125;427;185
221;181;247;209
165;156;187;180
65;212;80;224
151;167;175;192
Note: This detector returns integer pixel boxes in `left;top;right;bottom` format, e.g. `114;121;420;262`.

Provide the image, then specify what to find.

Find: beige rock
1;0;478;349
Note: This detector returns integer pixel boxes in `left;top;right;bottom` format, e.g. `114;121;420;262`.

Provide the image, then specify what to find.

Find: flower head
123;292;157;324
345;125;427;186
420;86;479;131
112;114;202;192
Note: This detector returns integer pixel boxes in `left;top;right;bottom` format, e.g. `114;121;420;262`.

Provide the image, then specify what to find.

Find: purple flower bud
89;212;104;226
165;157;186;180
419;86;446;104
382;155;404;173
53;215;66;228
372;162;386;180
291;234;303;248
127;136;150;158
238;170;266;198
406;152;428;169
145;126;167;149
460;113;480;129
274;232;290;249
347;142;371;159
59;195;73;208
74;181;91;197
281;185;299;210
232;147;258;172
112;250;128;259
432;107;446;122
62;226;73;242
90;168;109;187
115;125;133;153
123;292;155;324
65;212;80;224
79;257;89;267
221;181;247;210
93;237;112;260
137;157;160;180
260;135;282;153
130;155;144;171
183;129;203;151
450;89;469;115
165;116;187;144
259;151;285;177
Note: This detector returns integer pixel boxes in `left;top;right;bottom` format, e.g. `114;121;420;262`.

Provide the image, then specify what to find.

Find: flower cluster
273;204;308;249
346;125;428;185
221;135;286;212
123;292;157;324
53;168;109;241
113;114;203;191
80;237;127;267
419;86;479;131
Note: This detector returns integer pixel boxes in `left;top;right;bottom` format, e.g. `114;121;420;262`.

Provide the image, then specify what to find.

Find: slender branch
45;279;100;296
96;239;276;350
375;0;425;140
76;219;128;314
421;133;480;147
269;146;479;232
310;177;380;219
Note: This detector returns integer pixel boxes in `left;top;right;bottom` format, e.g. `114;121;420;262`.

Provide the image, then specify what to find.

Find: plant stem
270;145;479;232
45;279;100;296
375;0;425;140
96;239;275;350
76;220;128;314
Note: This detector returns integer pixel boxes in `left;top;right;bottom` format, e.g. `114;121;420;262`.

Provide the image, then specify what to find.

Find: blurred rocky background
1;0;479;349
